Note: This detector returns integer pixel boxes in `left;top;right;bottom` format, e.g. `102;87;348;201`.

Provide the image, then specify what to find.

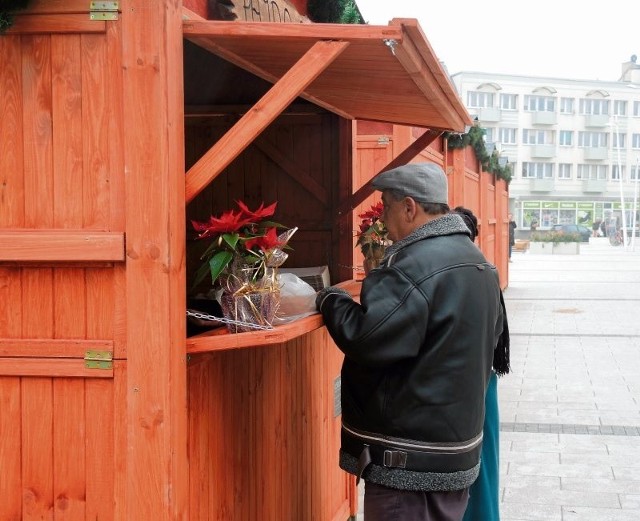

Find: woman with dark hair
453;206;511;521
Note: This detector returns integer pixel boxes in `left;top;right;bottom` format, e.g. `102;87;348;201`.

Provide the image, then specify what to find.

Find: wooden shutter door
0;5;125;519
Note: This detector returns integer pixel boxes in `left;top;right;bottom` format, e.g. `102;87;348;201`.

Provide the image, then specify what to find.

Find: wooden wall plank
0;338;112;358
86;377;115;520
53;379;86;520
22;35;54;229
0;231;125;261
7;15;106;35
82;32;112;229
21;378;54;520
54;269;86;339
22;268;54;338
0;36;25;228
0;359;113;378
11;0;89;13
0;267;22;338
121;1;188;518
52;34;84;229
0;377;22;520
105;21;125;230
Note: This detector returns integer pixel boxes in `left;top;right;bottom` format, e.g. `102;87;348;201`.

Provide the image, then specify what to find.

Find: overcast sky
356;0;639;82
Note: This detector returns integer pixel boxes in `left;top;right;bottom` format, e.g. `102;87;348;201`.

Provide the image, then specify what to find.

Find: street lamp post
632;157;639;250
611;116;629;249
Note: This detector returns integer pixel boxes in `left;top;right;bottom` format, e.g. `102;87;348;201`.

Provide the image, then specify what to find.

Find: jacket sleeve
318;266;429;367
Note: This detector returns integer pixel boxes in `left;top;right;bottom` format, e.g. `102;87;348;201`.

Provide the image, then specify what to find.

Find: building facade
451;60;640;236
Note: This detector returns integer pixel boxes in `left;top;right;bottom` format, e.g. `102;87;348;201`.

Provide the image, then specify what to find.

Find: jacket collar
383;213;471;261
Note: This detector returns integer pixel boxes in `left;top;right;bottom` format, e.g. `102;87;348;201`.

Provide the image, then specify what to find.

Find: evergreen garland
0;0;29;34
445;125;512;183
307;0;364;24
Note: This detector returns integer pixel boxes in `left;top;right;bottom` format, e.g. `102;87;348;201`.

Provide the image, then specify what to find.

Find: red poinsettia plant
355;201;389;261
191;201;291;290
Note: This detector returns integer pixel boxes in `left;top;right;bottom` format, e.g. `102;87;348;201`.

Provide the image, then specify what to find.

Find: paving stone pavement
355;237;640;520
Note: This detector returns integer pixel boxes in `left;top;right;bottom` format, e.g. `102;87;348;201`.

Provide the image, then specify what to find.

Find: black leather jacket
318;214;504;491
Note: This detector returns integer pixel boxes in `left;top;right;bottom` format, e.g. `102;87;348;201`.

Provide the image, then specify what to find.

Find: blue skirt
462;371;500;521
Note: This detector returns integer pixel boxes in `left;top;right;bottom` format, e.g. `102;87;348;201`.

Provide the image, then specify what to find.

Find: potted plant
355;202;389;274
529;231;581;255
190;201;295;332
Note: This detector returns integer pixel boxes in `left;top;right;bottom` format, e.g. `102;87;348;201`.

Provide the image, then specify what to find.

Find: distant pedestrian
508;214;517;262
592;220;601;238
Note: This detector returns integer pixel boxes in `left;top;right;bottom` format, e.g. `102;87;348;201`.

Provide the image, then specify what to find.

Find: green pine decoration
445;125;512;183
307;0;364;24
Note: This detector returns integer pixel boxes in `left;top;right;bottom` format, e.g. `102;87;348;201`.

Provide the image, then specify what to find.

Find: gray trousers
364;482;470;521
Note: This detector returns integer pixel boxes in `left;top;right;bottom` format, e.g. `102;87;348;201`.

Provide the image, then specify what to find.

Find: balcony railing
532;111;557;125
529;178;555;192
531;144;555;158
581;179;607;193
583;147;608;160
584;114;609;127
478;107;501;122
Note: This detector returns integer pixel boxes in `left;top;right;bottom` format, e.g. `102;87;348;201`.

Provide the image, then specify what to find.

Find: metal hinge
89;1;119;21
85;350;113;370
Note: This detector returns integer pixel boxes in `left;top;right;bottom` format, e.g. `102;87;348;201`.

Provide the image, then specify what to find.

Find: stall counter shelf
186;279;361;353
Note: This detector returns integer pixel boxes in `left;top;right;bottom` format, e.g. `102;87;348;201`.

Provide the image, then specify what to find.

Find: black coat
318;214;504;491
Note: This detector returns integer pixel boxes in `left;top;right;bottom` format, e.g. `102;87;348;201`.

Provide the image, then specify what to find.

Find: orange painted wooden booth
0;2;511;520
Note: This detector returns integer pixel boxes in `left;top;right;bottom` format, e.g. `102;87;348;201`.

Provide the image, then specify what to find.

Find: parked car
551;224;591;242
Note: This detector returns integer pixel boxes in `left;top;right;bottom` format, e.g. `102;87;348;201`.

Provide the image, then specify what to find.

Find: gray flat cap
371;163;448;205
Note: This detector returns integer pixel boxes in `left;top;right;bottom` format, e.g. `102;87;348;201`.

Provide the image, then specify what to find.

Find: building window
577;164;607;180
484;127;495;143
467;91;494;108
579;98;609;115
522;129;554;145
522;162;553;178
578;131;608;147
560;97;574;114
524;95;555;112
632;134;640;149
613;100;627;116
498;127;517;144
612;132;626;149
558;163;572;179
611;165;625;181
634;101;640;117
631;164;640;180
559;130;573;146
500;93;518;110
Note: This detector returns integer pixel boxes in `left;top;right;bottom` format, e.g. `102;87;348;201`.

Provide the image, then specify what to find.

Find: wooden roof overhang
182;15;473;208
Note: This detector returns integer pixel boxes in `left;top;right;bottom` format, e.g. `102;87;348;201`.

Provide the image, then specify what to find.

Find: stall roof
182;18;472;132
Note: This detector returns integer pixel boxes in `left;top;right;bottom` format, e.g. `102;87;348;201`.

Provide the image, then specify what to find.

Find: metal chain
337;264;365;272
186;309;274;331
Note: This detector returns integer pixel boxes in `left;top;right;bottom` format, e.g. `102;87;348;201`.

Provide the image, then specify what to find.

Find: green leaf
221;233;239;251
209;251;233;284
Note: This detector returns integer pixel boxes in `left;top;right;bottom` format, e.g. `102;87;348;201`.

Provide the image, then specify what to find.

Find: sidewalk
500;238;640;520
355;238;640;520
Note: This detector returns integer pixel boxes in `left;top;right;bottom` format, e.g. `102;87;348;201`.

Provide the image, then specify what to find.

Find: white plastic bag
272;272;318;324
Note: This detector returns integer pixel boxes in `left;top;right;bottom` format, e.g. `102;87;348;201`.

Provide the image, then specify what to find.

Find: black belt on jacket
342;423;483;483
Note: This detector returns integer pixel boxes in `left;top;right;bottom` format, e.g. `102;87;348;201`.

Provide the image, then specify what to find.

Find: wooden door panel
0;371;120;521
0;15;125;521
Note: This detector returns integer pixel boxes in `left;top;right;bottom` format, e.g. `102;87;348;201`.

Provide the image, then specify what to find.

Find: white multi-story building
451;58;640;234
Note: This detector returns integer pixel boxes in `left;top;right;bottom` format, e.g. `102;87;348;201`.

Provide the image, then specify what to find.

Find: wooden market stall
0;1;499;520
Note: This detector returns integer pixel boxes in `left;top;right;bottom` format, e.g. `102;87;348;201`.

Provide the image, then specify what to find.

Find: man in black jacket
316;163;504;521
